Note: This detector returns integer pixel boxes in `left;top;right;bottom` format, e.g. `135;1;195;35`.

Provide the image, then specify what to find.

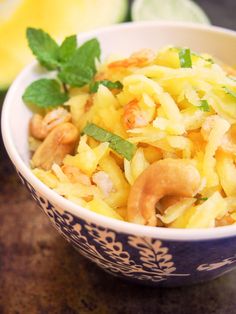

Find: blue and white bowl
2;22;236;287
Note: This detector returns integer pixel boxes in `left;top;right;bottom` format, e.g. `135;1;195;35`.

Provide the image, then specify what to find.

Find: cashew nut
30;107;72;140
157;196;184;215
127;159;201;226
32;122;79;170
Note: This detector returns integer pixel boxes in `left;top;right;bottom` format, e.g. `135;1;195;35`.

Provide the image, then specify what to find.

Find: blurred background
0;1;236;313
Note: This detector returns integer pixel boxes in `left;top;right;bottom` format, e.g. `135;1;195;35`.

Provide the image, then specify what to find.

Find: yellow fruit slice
0;0;128;90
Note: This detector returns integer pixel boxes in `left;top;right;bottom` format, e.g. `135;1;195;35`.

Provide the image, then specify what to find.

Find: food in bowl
3;23;236;287
23;28;236;229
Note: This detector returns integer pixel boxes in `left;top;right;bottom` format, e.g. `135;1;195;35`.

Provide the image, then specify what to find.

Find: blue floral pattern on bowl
17;171;236;287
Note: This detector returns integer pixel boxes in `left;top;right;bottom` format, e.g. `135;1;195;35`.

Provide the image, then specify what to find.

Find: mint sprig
23;28;101;108
22;79;69;108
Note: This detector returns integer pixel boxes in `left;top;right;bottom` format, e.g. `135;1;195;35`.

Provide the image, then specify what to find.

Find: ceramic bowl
2;22;236;287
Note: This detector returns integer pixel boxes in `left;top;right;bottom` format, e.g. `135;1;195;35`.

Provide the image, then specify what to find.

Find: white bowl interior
94;23;236;65
3;22;236;240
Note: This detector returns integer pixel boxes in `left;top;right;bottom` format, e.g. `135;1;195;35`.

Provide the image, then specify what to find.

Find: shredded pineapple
30;45;236;228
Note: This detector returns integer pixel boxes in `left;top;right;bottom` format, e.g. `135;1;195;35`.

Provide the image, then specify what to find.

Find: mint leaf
59;66;94;87
83;123;136;161
26;28;60;70
58;35;77;63
22;79;68;108
223;86;236;99
179;48;192;68
199;99;210;112
26;28;77;69
90;80;123;93
59;38;101;87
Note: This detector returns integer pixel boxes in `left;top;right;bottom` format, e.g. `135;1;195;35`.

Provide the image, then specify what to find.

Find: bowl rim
2;20;236;241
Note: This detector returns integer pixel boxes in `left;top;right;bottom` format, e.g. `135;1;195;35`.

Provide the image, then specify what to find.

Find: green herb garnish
198;197;208;201
23;28;101;108
22;79;69;108
179;48;192;68
90;80;123;93
199;99;210;112
83;123;136;160
205;57;214;64
27;28;60;70
191;51;214;64
58;35;77;64
223;86;236;99
58;38;101;87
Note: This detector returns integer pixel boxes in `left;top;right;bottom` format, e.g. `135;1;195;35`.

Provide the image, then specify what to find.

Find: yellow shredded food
30;46;236;228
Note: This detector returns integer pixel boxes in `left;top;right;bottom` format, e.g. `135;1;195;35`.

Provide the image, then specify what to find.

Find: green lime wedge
132;0;211;24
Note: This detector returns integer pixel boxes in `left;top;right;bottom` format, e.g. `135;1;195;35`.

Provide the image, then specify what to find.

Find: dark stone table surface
1;1;236;313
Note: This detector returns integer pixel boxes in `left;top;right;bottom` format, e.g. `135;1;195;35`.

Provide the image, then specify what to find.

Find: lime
132;0;210;24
